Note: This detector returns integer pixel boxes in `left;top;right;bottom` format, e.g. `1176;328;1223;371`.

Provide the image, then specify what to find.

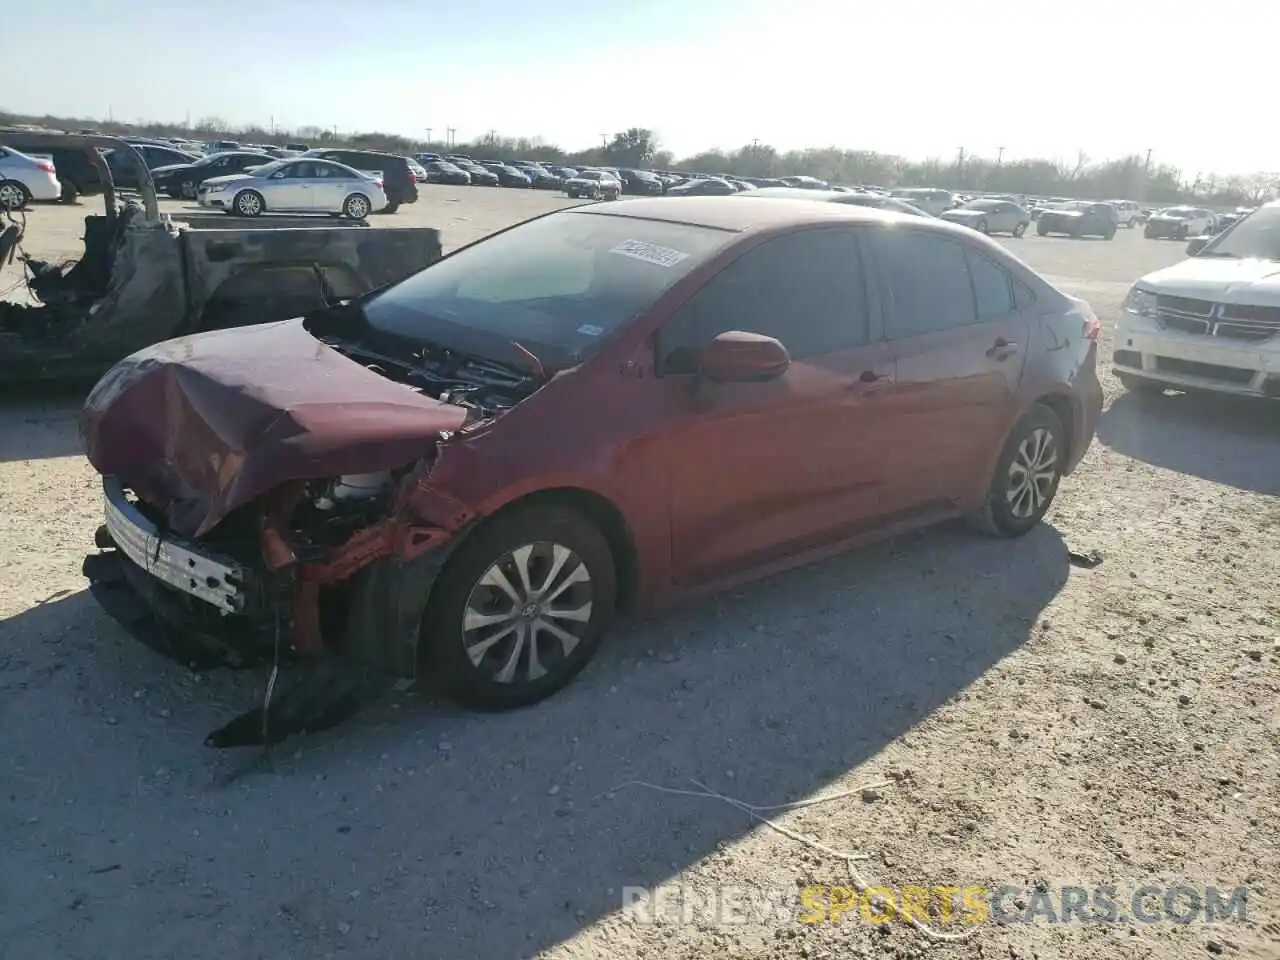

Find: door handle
987;338;1020;360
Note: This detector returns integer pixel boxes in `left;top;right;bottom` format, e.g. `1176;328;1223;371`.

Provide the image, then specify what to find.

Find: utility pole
425;127;432;144
599;133;608;148
996;146;1005;167
447;127;456;147
751;138;760;150
956;146;966;169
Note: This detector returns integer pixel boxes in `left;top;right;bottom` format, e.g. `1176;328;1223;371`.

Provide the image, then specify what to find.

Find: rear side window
874;230;976;337
967;250;1015;320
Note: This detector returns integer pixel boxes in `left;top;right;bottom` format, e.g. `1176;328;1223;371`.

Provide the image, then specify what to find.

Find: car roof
571;195;971;236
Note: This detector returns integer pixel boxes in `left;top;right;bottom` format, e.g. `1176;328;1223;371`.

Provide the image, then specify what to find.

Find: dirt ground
1;190;1277;960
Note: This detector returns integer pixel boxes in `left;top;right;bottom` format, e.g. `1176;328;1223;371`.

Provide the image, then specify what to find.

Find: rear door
657;227;897;586
864;228;1032;517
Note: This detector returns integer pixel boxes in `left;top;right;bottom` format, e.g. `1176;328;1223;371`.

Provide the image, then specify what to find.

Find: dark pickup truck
0;133;442;381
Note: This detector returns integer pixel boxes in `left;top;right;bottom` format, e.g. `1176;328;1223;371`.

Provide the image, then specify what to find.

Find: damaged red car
81;196;1103;747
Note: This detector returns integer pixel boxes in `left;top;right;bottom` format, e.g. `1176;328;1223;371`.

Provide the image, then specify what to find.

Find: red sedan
81;196;1103;746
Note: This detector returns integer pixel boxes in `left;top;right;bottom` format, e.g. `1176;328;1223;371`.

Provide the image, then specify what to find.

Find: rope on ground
604;777;977;943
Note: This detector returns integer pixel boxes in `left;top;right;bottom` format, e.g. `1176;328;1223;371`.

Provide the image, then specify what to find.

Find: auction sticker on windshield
610;239;691;268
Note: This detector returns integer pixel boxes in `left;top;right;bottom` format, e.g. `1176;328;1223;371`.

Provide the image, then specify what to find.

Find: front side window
659;228;872;372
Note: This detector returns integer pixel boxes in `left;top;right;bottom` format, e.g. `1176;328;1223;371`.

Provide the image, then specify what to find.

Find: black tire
969;404;1066;538
59;179;81;203
1036;224;1049;237
233;189;265;217
1103;225;1117;240
1176;225;1189;240
179;180;198;201
381;200;400;214
342;193;372;219
1144;228;1156;239
1013;222;1027;238
0;180;31;211
424;504;617;710
976;218;989;234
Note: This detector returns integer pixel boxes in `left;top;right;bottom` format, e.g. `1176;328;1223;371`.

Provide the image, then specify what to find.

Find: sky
8;0;1275;176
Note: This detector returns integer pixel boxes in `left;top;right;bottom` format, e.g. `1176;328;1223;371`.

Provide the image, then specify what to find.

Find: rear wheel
1037;223;1049;237
381;200;400;214
975;217;989;234
1012;222;1027;238
342;193;371;219
1103;224;1117;240
179;180;198;201
0;180;30;211
424;505;616;709
970;404;1066;538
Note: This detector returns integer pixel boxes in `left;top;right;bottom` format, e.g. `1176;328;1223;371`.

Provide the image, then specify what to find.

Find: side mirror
1186;236;1209;257
698;331;791;382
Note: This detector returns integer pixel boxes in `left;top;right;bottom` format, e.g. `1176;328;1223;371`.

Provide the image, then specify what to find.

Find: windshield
1162;208;1194;218
1197;206;1280;260
964;199;1002;211
361;210;731;367
1056;201;1091;211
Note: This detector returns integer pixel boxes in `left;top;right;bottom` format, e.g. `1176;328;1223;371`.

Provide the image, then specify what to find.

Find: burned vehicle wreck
0;133;441;381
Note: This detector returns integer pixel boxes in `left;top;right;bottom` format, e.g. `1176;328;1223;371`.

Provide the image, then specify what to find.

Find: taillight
374;179;384;189
1083;312;1101;340
37;161;56;174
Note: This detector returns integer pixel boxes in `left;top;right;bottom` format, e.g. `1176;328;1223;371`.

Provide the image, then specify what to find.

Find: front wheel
969;404;1066;538
424;505;616;710
180;180;198;201
342;193;371;219
1036;224;1049;236
1103;225;1117;240
975;218;989;234
233;190;265;217
0;180;31;211
1012;222;1027;238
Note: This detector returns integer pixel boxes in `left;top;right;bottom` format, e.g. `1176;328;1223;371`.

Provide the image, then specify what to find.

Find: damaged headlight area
85;458;474;750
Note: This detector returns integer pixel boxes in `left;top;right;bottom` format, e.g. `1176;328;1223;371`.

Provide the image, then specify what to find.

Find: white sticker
610;239;690;268
577;324;604;337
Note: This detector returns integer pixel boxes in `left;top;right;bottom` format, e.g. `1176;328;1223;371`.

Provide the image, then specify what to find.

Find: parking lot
2;192;1277;960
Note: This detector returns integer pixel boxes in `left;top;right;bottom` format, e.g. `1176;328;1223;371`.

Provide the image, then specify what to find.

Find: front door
863;228;1032;518
656;227;898;587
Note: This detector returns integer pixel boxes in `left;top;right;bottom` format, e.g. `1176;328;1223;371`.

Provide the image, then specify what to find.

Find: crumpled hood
1139;257;1280;304
80;319;469;539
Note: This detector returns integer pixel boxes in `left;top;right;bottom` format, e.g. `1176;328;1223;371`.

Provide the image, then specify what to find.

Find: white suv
0;146;62;209
1115;202;1280;399
1111;200;1141;228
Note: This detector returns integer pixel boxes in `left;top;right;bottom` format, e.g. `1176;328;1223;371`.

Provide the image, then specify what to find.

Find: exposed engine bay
309;315;543;420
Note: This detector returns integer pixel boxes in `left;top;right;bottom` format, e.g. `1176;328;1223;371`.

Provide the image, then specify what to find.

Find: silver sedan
939;198;1030;236
198;158;389;218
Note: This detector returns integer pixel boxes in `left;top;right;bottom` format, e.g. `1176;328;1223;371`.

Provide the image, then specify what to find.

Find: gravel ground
1;191;1277;960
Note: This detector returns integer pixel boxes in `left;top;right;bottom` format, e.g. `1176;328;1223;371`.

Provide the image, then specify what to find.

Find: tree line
3;108;1276;207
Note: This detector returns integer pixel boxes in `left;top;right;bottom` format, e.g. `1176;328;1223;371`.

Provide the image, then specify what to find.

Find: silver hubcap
0;184;22;208
347;197;368;217
238;193;261;215
1006;427;1058;519
462;542;593;684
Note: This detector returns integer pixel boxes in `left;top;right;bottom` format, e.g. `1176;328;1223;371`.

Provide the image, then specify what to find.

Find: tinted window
967;250;1015;320
875;230;976;337
1013;279;1037;311
660;229;871;371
